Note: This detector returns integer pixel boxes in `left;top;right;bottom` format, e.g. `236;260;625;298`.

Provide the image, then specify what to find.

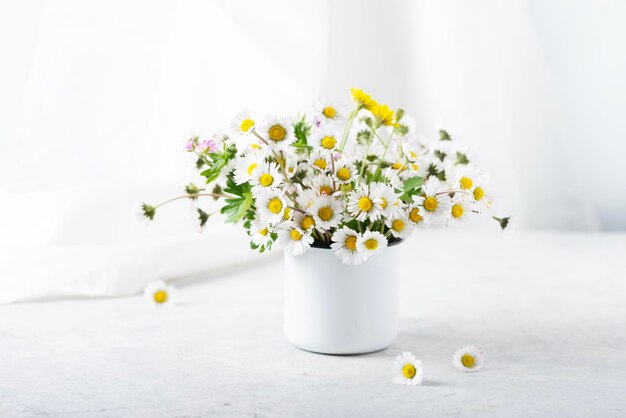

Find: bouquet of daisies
140;88;510;264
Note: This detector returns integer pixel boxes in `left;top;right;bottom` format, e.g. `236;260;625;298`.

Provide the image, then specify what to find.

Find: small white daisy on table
144;280;176;307
331;226;364;265
452;345;485;372
357;230;387;258
278;221;313;256
347;185;384;222
250;162;282;191
393;352;423;386
256;190;287;225
310;195;343;230
258;115;295;151
413;177;451;224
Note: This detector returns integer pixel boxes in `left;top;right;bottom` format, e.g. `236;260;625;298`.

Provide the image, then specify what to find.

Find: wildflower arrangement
140;88;510;264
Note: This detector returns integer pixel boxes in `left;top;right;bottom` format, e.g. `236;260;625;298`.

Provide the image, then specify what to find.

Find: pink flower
184;138;196;152
198;139;218;153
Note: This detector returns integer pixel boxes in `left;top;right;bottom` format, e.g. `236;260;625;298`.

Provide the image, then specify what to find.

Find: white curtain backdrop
1;0;625;302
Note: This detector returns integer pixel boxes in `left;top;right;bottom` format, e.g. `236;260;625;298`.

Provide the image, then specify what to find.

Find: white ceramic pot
284;243;399;354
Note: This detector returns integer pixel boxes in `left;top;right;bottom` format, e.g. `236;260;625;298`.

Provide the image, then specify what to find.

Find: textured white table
2;230;626;417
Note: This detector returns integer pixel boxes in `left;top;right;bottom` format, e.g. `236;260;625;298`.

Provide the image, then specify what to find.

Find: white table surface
2;230;626;417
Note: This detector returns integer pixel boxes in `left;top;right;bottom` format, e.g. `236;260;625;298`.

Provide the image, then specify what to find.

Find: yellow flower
371;103;396;127
350;88;377;111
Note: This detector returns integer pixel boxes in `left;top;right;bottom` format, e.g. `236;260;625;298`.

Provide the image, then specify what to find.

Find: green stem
155;193;234;209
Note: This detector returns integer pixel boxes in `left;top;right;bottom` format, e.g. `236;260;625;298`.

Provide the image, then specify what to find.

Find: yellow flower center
321;136;336;149
345;235;357;251
251;143;261;149
314;159;327;170
268;124;286;142
392;219;405;232
283;207;291;220
474;187;485;201
336;167;351;181
268;198;283;214
358;197;373;212
322;106;336;118
259;228;269;236
461;354;475;368
460;176;473;190
391;162;406;171
409;208;423;223
319;185;332;195
259;173;274;187
240;118;254;133
290;229;302;241
247;163;258;176
381;198;388;209
153;290;168;304
424;197;438;212
402;363;416;379
317;206;333;222
451;204;464;219
301;216;315;230
365;238;378;250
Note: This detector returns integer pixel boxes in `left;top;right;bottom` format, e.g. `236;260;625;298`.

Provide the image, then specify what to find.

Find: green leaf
399;176;424;203
197;208;210;228
455;151;470;165
200;144;236;184
220;176;253;224
434;150;447;162
439;129;452;141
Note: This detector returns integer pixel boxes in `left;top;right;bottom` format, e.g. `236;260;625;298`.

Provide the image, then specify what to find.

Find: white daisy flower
282;150;299;179
230;109;255;136
393;351;424;386
385;213;413;239
452;164;482;192
413;177;451;225
406;204;426;227
347;185;384;222
256;189;287;225
357;230;387;257
278;221;313;256
471;177;494;211
144;280;176;307
452;345;485;373
310;149;331;172
294;211;316;231
258;115;296;151
313;97;347;124
250;221;273;247
333;159;358;185
250;162;282;191
310;195;343;230
330;227;365;265
382;167;403;189
295;188;318;211
310;174;335;196
448;196;471;223
401;142;420;162
371;182;401;218
310;126;339;151
234;152;262;185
